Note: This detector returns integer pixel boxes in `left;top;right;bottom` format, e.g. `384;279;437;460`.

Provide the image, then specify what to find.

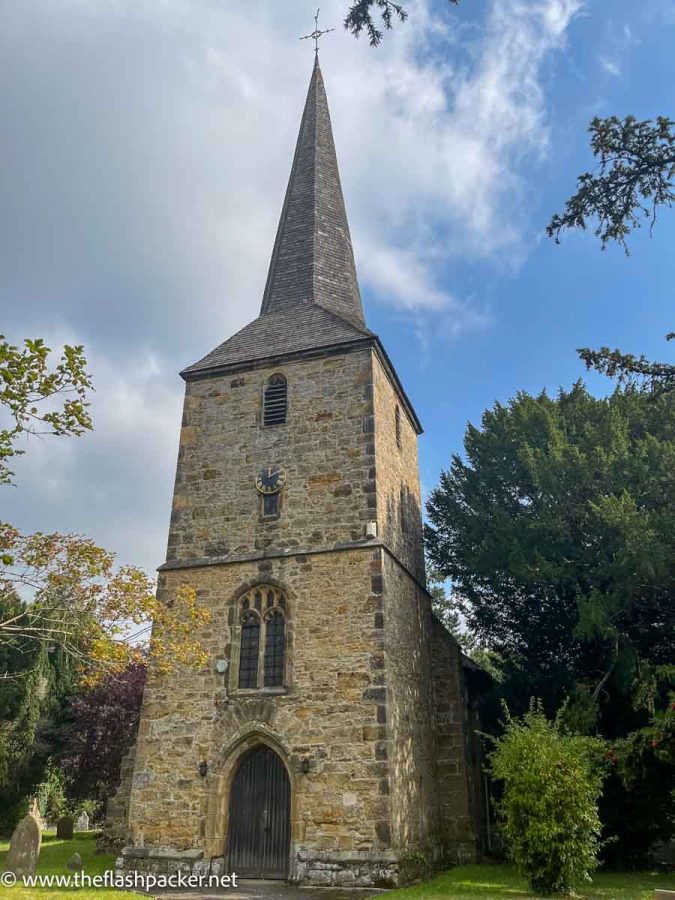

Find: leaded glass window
238;611;260;688
236;586;288;691
264;609;285;687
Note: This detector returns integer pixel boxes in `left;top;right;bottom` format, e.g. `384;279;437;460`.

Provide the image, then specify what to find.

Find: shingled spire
182;57;375;379
260;57;365;326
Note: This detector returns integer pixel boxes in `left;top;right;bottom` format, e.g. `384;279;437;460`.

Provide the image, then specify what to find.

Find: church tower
115;57;485;887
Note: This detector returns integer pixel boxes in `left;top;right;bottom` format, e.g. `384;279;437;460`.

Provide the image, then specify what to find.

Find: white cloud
597;17;640;79
3;333;182;569
333;0;583;318
600;57;621;77
0;0;582;570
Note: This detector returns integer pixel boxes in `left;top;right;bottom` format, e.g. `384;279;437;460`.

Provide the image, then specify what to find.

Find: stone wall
126;549;398;884
381;552;443;874
429;616;480;863
99;744;136;852
372;354;425;583
167;349;375;564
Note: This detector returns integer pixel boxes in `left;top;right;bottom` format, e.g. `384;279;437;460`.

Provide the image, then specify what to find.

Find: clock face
255;464;287;495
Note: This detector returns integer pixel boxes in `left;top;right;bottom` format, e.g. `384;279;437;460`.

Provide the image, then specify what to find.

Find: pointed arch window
236;586;288;689
238;611;260;689
264;608;285;687
263;374;288;426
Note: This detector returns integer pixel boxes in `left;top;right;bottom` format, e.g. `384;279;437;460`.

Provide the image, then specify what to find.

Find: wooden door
226;746;290;879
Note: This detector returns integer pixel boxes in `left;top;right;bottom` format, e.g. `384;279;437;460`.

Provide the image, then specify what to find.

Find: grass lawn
0;831;137;899
389;862;675;899
1;834;673;898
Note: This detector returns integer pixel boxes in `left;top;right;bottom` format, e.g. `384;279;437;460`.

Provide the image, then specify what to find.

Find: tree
0;335;92;485
0;525;209;681
0;335;211;681
344;0;458;46
426;383;673;716
425;380;674;860
0;611;76;833
60;661;146;816
489;700;607;895
578;333;674;395
0;337;209;828
548;116;675;252
599;692;675;867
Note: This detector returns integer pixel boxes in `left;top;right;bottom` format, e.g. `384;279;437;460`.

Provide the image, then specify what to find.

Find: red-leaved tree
60;661;146;816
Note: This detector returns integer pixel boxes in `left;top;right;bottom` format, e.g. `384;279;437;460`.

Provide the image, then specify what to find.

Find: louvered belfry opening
263;375;288;426
226;746;291;879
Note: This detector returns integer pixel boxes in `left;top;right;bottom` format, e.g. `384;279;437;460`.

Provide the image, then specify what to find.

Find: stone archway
203;726;295;873
225;745;290;878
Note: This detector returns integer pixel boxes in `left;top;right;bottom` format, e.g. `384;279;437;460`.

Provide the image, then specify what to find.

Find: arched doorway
225;745;290;879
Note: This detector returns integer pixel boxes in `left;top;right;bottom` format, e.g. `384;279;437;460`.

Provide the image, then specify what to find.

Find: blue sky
374;0;675;495
1;0;673;573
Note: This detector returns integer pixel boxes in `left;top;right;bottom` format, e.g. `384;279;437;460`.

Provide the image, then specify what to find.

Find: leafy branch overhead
345;0;459;46
548;116;675;252
0;525;211;682
0;335;93;485
578;333;675;395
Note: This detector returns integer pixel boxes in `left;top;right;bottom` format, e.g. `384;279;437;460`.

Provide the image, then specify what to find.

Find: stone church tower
111;58;487;887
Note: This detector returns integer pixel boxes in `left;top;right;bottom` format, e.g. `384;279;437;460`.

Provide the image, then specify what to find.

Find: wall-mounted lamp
301;757;310;775
198;761;209;778
215;659;228;674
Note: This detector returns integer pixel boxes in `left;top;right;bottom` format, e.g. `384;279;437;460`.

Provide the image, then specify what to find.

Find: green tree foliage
344;0;458;46
0;595;76;833
489;701;607;895
36;764;68;823
0;336;207;828
425;379;674;860
548;116;675;252
426;382;673;720
0;335;92;485
599;688;675;867
578;333;674;395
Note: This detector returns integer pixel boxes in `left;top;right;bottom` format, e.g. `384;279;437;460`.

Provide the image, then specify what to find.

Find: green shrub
37;764;67;822
489;700;607;895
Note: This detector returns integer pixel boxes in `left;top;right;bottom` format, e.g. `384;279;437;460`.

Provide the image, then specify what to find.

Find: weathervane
301;8;334;56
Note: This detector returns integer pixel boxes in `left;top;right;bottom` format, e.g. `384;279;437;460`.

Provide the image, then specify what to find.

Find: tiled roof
181;303;374;376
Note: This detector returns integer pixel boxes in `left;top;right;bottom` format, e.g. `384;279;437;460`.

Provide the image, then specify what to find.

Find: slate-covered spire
182;57;375;379
260;57;365;326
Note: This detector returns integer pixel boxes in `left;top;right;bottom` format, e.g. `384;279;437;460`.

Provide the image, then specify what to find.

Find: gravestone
66;852;82;871
4;813;41;878
56;816;73;840
75;812;89;832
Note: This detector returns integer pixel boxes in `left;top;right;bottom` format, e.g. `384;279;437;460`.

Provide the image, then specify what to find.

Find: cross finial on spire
300;8;334;56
